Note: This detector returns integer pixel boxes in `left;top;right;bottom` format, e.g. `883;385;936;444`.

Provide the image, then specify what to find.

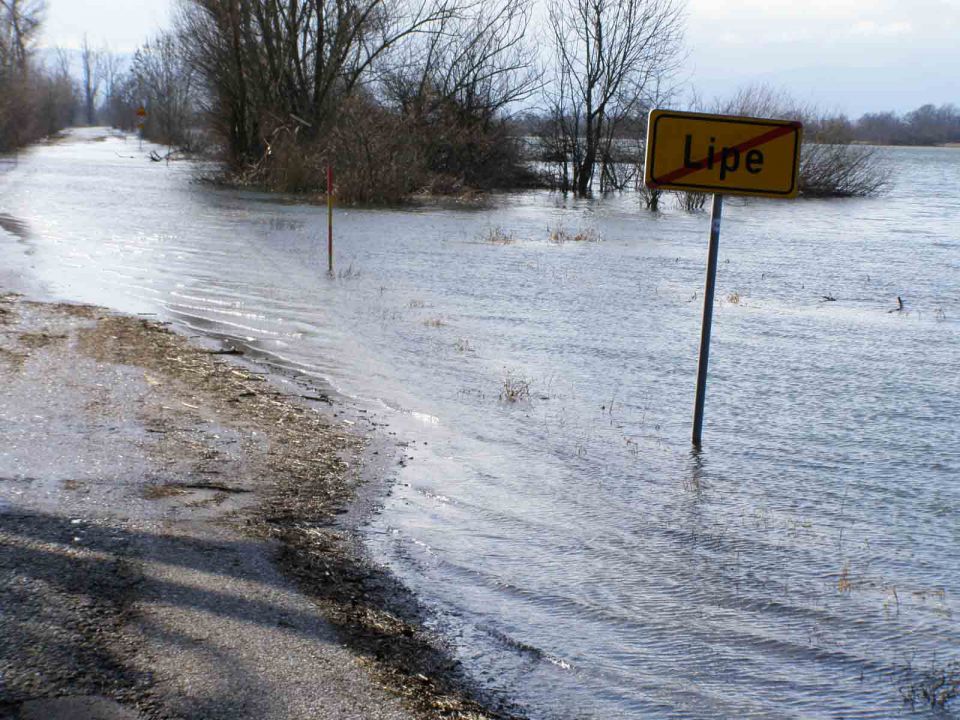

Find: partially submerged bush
212;89;535;204
799;141;889;197
717;85;889;198
323;94;427;203
674;191;707;212
176;0;538;204
637;177;663;211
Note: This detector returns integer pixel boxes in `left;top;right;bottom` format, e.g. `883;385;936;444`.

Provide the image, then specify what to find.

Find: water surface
1;128;958;719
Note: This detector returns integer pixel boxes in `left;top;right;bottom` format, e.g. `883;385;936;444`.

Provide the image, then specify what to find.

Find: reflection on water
0;212;32;256
0;213;29;240
1;128;958;719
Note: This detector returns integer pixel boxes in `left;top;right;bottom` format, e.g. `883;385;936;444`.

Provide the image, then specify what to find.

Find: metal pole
692;193;723;447
326;165;334;275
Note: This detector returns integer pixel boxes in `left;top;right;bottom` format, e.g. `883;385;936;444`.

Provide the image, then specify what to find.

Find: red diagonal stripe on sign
651;121;801;186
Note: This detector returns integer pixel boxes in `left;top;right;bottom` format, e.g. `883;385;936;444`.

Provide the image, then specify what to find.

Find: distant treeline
512;102;960;148
850;104;960;146
0;1;75;153
7;1;955;202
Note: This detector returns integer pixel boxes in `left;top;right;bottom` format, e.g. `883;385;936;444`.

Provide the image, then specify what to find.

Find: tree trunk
577;128;596;196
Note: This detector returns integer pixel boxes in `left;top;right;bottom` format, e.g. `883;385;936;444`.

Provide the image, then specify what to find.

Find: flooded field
1;128;958;719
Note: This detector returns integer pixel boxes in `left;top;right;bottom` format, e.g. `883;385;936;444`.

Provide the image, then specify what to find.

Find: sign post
692;193;722;446
136;106;147;151
644;109;802;446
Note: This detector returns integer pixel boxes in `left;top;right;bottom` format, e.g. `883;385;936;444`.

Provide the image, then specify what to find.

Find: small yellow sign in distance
645;109;803;198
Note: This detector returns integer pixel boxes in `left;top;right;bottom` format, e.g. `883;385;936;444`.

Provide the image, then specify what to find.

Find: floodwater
1;128;958;719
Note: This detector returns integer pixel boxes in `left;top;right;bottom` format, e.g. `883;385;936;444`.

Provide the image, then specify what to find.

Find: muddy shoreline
0;292;523;720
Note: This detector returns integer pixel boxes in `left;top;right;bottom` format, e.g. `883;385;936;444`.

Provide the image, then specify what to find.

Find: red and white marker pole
326;165;334;275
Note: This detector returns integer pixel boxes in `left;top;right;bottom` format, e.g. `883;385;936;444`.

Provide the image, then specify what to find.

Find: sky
39;0;960;118
40;0;171;54
683;0;960;116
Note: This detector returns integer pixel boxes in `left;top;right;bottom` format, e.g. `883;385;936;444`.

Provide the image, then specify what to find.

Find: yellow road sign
645;109;803;198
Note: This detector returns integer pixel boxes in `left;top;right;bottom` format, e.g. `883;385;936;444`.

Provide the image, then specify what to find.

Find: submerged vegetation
483;226;516;245
674;190;708;212
900;659;960;709
499;370;532;403
547;224;600;243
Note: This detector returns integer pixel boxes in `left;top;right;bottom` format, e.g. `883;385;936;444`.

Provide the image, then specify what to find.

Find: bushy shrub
718;85;888;198
799;135;889;198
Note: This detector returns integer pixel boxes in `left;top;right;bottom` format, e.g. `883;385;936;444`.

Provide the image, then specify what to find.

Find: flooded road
2;128;958;719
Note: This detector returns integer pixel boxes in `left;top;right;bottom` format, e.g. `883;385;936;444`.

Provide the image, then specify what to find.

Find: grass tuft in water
336;263;360;279
547;223;600;244
482;226;515;245
837;563;854;593
499;370;531;403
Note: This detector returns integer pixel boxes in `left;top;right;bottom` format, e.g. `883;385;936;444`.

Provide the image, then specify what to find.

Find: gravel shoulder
0;293;517;720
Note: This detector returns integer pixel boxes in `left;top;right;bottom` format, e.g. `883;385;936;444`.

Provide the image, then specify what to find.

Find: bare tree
535;66;576;191
0;0;43;71
32;46;78;134
0;0;46;149
379;0;539;186
79;34;103;125
129;32;197;147
545;0;683;196
103;68;139;131
382;0;537;122
631;75;679;206
176;0;466;167
96;47;122;123
903;103;960;145
0;1;74;150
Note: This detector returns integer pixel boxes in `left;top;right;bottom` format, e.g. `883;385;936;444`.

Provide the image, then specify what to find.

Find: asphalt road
0;294;414;720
